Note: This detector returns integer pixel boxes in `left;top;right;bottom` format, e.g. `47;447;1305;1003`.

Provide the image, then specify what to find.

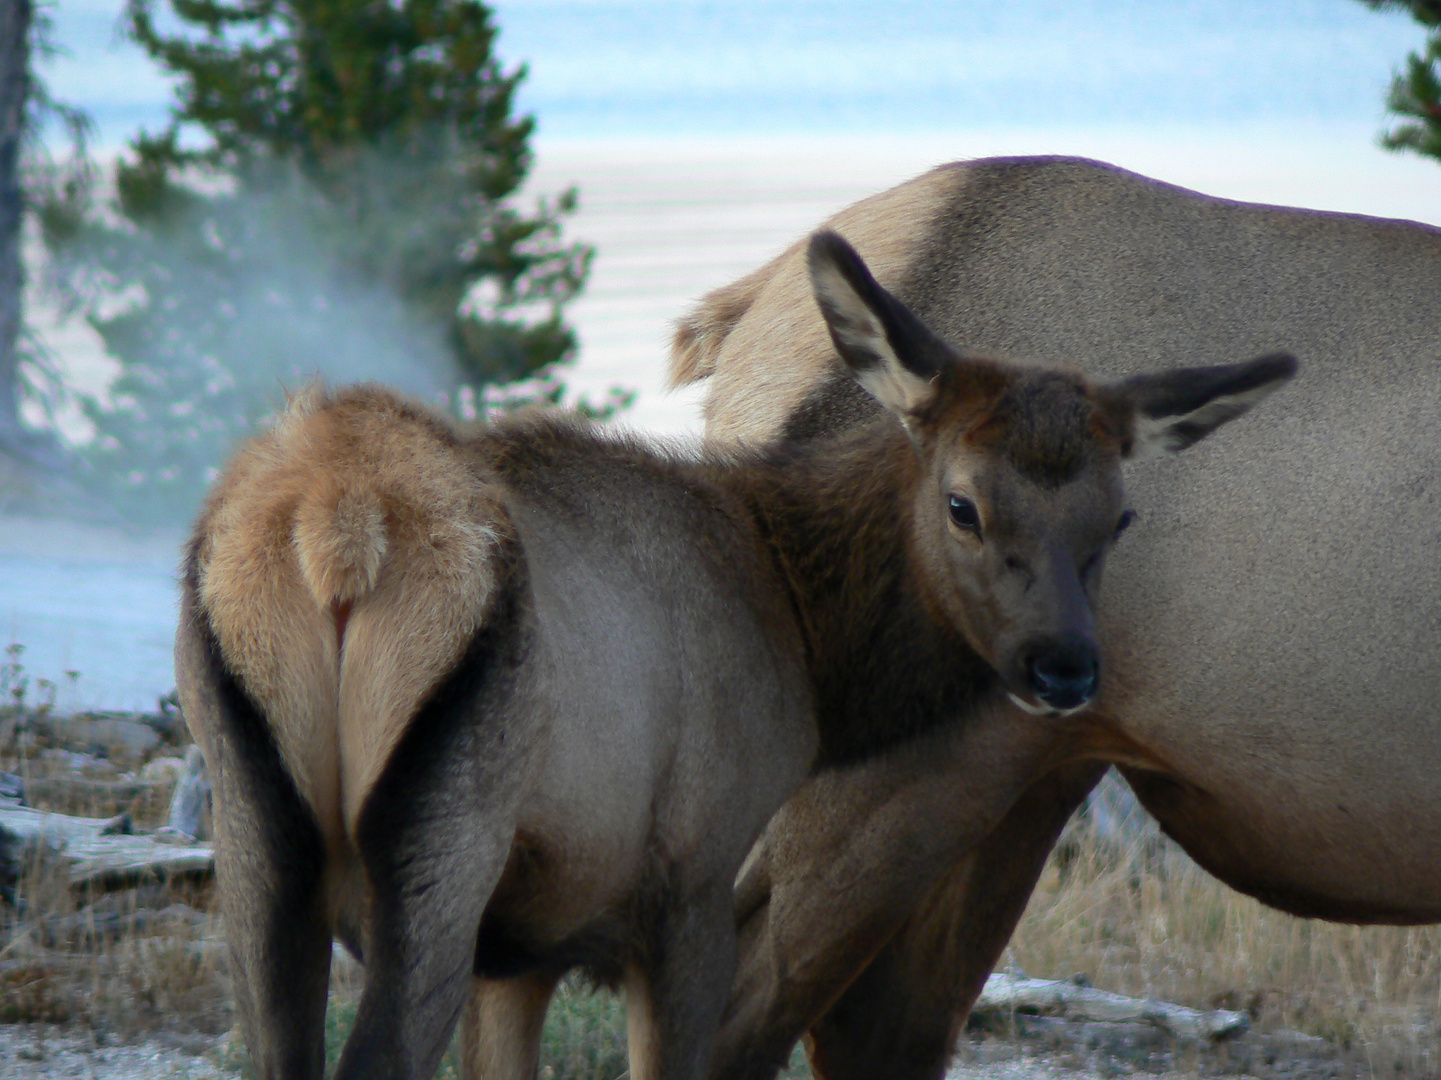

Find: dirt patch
0;1017;1391;1080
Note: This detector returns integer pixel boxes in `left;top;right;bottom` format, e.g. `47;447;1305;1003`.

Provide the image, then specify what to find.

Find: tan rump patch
673;163;970;444
193;385;511;850
668;252;788;388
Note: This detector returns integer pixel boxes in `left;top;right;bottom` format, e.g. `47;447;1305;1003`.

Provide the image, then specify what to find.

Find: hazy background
38;0;1441;435
11;0;1441;708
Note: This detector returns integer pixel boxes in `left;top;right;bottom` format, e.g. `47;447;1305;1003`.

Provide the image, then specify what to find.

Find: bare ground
0;1022;1374;1080
0;1023;226;1079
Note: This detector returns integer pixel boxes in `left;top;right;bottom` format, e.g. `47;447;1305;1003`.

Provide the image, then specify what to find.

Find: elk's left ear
807;230;955;418
1097;353;1299;460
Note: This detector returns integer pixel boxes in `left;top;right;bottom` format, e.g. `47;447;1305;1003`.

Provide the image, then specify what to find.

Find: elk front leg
176;611;332;1080
627;878;739;1080
460;973;560;1080
804;761;1106;1080
710;704;1066;1080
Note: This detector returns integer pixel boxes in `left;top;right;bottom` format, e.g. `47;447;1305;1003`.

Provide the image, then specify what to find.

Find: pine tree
45;0;598;522
1359;1;1441;160
0;0;89;479
0;0;32;459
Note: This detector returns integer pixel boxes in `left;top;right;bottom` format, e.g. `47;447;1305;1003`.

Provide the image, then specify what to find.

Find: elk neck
717;416;1001;765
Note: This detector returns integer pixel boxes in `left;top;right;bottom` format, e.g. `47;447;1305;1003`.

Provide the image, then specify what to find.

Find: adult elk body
176;232;1289;1080
670;155;1441;1080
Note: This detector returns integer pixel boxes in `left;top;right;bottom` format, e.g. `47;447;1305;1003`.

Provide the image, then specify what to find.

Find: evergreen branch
1357;0;1441;28
41;0;608;523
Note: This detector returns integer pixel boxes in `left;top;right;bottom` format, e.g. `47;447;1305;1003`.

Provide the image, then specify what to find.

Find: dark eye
1114;509;1137;540
948;494;982;536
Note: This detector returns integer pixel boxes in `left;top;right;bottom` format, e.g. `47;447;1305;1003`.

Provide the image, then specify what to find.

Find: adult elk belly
670;155;1441;1080
176;230;1291;1080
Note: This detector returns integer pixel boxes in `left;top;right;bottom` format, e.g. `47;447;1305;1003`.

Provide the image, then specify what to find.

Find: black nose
1027;649;1099;711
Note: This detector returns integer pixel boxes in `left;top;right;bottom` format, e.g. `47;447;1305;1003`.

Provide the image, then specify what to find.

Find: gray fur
677;156;1441;1080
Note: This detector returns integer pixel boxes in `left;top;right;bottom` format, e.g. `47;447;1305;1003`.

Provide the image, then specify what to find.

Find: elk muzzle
1014;634;1101;715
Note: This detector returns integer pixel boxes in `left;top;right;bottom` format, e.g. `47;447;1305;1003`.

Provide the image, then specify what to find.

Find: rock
0;770;23;804
17;776;166;820
86;717;162;761
139;756;187;785
165;745;211;841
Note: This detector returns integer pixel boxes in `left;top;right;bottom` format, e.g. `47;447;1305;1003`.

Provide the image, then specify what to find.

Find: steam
35;144;580;523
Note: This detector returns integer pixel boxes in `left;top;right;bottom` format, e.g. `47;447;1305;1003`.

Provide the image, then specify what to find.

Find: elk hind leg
458;973;560;1080
627;879;737;1080
335;627;532;1080
175;605;332;1080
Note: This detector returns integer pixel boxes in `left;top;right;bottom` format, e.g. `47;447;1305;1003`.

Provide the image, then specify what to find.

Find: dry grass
1009;794;1441;1077
0;668;231;1040
8;778;1441;1077
0;830;231;1037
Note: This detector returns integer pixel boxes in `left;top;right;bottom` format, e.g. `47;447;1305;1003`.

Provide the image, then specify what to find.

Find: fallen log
974;971;1250;1041
0;803;213;892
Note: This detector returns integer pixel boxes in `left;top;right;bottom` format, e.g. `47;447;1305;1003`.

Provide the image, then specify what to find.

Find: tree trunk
0;0;30;452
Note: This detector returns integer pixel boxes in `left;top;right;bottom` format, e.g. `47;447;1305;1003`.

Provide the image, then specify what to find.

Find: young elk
175;232;1294;1080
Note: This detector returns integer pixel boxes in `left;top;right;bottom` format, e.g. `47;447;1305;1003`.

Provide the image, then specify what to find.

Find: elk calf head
808;230;1297;716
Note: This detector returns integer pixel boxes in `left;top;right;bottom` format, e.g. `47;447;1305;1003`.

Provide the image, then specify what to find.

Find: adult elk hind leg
175;583;332;1080
461;974;561;1080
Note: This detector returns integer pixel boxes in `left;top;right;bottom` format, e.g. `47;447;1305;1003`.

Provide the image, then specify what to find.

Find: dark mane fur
726;423;997;763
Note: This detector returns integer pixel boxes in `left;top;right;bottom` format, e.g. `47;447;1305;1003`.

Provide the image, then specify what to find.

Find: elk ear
1098;353;1298;460
807;230;955;419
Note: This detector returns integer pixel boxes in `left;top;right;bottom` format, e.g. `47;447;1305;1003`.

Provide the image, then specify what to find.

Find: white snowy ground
3;128;1439;710
0;516;184;713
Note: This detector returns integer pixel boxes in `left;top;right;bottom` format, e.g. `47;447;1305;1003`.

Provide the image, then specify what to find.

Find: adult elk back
669;155;1441;1080
176;231;1291;1080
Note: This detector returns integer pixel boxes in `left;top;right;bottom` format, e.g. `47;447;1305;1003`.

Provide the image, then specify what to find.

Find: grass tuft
1009;797;1441;1076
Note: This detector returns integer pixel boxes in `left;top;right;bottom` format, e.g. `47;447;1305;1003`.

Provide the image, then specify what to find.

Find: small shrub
539;980;628;1080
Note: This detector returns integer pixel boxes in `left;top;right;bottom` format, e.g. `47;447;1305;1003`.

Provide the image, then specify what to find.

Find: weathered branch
162;744;210;840
0;802;213;892
974;972;1250;1041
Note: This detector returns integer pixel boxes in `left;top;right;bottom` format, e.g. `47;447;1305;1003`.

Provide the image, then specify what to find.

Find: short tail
292;479;389;609
668;256;783;387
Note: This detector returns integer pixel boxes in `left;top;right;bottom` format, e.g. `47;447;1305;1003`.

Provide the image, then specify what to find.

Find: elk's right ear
808;231;955;419
1097;353;1299;460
